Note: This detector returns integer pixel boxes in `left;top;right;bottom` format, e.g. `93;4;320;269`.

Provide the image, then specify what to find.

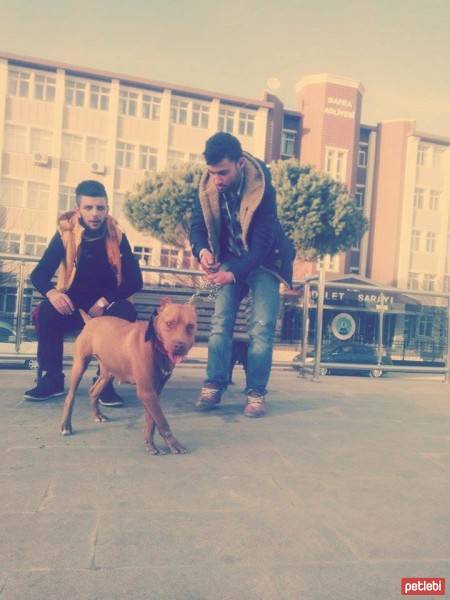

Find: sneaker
95;379;124;407
24;372;65;401
244;391;266;418
195;385;223;411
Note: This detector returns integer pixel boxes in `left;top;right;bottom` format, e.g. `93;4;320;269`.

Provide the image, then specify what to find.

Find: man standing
24;180;143;405
190;133;295;417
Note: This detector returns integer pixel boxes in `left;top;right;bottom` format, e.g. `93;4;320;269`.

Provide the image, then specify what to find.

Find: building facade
0;52;449;294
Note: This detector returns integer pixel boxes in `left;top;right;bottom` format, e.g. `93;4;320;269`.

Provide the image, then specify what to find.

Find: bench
133;286;249;343
29;285;250;381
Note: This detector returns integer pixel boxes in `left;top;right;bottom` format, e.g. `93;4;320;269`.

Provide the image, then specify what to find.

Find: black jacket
190;152;295;286
31;232;143;311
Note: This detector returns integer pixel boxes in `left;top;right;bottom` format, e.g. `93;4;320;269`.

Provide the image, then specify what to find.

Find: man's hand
88;297;108;318
46;289;75;316
206;271;235;285
199;249;221;274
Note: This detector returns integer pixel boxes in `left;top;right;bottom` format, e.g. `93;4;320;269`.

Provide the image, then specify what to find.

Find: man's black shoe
24;373;65;401
93;377;124;407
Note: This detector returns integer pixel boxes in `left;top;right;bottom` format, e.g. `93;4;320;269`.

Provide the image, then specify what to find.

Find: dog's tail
79;309;91;324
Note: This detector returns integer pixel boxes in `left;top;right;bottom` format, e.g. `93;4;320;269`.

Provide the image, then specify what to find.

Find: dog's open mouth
168;351;187;366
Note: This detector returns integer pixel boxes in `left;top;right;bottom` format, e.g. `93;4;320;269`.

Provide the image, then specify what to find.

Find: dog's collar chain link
187;280;221;304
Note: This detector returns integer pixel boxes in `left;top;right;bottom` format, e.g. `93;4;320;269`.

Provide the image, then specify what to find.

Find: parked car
0;319;37;370
292;342;392;378
0;319;16;343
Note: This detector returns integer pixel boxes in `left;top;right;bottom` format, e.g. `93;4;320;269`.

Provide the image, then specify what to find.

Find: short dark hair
203;132;243;165
75;180;108;206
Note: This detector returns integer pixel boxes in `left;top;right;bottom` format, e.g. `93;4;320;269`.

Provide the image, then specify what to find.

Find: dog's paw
61;425;72;436
145;442;166;455
94;413;109;423
165;436;188;455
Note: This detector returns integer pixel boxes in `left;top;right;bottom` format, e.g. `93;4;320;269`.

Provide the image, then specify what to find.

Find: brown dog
60;298;197;455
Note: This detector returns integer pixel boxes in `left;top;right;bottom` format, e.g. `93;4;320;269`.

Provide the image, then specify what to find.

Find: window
422;274;435;291
30;129;53;155
34;74;56;101
182;250;193;269
62;133;83;161
8;70;30;97
0;231;21;254
27;182;50;210
4;124;27;153
238;111;255;137
429;190;440;210
160;247;179;268
89;84;110;111
66;79;110;110
142;94;161;120
24;234;46;257
417;144;429;167
325;147;347;182
413;187;424;209
355;186;365;209
218;108;235;133
432;147;444;168
116;142;136;168
318;254;338;272
418;315;433;336
0;179;24;207
59;186;76;213
281;130;296;157
443;276;450;293
407;272;419;290
411;230;421;252
0;285;20;313
192;102;209;128
170;98;188;125
167;150;185;166
65;79;86;107
358;146;367;167
425;232;437;253
133;245;153;267
119;90;138;116
139;145;158;170
86;137;107;163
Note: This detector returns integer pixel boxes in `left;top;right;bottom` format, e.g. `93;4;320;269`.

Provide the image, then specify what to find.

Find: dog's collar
145;310;172;361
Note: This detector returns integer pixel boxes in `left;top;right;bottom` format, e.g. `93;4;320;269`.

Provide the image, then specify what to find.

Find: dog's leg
143;414;159;455
61;356;90;435
88;371;111;423
137;386;187;455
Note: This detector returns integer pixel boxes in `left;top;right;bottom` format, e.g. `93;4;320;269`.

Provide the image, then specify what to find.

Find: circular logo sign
331;313;356;340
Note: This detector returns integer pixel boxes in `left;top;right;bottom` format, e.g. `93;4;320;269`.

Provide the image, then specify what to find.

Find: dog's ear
159;297;172;309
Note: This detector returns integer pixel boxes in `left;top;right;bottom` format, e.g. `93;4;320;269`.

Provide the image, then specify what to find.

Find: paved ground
0;365;449;600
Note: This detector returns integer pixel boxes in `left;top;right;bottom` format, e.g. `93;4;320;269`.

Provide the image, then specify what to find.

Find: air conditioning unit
90;162;106;175
33;152;50;166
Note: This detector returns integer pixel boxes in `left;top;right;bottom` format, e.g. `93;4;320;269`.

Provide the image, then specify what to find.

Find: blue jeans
205;268;280;395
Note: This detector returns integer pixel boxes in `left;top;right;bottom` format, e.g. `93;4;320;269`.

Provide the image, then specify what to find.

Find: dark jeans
36;299;137;375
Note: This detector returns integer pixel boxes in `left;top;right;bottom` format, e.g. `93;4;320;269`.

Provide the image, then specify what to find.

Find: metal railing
1;252;450;381
0;252;216;363
296;273;450;382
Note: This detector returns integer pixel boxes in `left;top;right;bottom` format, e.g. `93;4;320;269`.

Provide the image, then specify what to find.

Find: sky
1;0;449;136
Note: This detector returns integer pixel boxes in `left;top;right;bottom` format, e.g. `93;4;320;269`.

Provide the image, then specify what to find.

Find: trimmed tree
124;158;368;261
270;159;368;260
124;162;203;248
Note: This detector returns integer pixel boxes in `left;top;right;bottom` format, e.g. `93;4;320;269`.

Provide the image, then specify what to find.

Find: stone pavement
0;365;449;600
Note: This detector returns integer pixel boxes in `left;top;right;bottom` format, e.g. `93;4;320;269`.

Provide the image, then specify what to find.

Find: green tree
270;159;368;260
124;162;203;248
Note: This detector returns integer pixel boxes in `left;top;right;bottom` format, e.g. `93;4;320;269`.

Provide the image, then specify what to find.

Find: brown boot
244;392;266;418
195;385;223;411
